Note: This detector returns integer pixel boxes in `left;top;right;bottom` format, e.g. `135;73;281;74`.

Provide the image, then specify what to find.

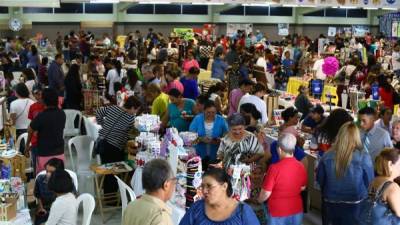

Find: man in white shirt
312;56;326;81
238;83;268;125
256;52;275;90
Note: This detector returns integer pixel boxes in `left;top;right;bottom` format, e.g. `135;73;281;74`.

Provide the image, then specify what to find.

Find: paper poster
116;35;127;49
173;28;194;41
278;23;289;36
392;21;398;37
352;25;370;37
226;23;253;37
328;27;337;37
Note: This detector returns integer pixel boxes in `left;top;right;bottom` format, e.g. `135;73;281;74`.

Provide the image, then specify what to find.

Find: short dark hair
239;79;254;87
42;88;58;107
15;83;30;98
123;96;142;110
203;168;233;197
311;104;324;115
188;67;200;75
48;170;74;194
55;53;63;60
358;107;376;116
253;83;266;94
45;158;65;171
203;100;216;110
227;113;246;127
240;103;261;121
195;93;207;104
168;88;182;98
22;68;35;81
282;107;298;122
142;159;173;193
379;107;392;117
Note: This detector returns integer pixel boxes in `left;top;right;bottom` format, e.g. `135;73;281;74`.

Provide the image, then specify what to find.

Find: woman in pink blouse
182;52;200;74
162;68;184;95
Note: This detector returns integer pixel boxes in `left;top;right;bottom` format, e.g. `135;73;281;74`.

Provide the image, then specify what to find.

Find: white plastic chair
16;133;33;173
76;193;95;225
36;169;79;191
68;135;94;173
114;175;136;218
63;110;83;138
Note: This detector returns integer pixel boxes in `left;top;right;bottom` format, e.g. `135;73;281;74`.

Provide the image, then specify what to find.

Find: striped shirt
96;105;135;150
217;131;263;169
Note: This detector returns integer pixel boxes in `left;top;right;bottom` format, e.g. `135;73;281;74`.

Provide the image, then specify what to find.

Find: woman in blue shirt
317;121;374;225
162;88;196;132
179;168;260;225
189;100;228;161
211;52;228;81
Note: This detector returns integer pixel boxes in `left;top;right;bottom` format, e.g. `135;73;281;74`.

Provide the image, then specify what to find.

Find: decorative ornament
322;56;339;77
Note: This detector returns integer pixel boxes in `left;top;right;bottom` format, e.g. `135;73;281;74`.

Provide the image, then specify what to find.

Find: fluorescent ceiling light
192;2;224;5
363;7;378;10
382;7;398;10
242;3;272;6
139;1;170;3
90;0;119;3
298;5;316;7
282;4;297;7
0;0;60;7
340;6;357;9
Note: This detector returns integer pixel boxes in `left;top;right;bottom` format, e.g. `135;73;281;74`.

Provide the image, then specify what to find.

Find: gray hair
142;159;173;193
393;119;400;128
227;113;246;127
278;133;297;154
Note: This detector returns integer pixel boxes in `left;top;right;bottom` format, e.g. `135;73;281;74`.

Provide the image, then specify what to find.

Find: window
325;8;346;17
269;7;292;16
0;7;8;14
220;6;244;15
23;7;53;13
347;9;367;18
127;4;154;14
303;9;324;17
84;3;113;14
182;5;208;15
154;4;181;14
54;3;83;14
245;6;268;16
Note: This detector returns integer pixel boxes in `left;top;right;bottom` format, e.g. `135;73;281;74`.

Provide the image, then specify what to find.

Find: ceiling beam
211;4;239;14
118;2;136;12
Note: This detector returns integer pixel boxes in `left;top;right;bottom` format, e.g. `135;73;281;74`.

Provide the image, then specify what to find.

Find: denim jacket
317;149;374;203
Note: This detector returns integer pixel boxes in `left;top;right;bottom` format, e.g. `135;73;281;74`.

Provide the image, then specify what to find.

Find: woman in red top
378;75;394;110
258;133;307;225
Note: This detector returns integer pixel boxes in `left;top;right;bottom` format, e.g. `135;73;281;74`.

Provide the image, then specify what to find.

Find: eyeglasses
199;184;219;191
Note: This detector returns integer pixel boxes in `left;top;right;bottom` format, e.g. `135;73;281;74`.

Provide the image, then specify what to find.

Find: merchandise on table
134;114;161;132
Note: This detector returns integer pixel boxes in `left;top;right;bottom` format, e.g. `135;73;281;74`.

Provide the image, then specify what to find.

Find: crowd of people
1;27;400;225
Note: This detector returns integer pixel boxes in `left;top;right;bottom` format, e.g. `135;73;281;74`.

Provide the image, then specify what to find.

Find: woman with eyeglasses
179;168;260;225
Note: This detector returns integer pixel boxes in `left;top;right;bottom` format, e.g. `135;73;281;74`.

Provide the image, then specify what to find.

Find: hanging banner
278;23;289;36
173;28;194;41
226;23;253;37
352;25;370;37
328;27;337;37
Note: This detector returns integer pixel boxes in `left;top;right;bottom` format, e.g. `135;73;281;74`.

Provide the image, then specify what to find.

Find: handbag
92;110;124;158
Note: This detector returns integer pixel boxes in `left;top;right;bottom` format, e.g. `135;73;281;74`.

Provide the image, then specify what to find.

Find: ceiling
0;0;398;10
